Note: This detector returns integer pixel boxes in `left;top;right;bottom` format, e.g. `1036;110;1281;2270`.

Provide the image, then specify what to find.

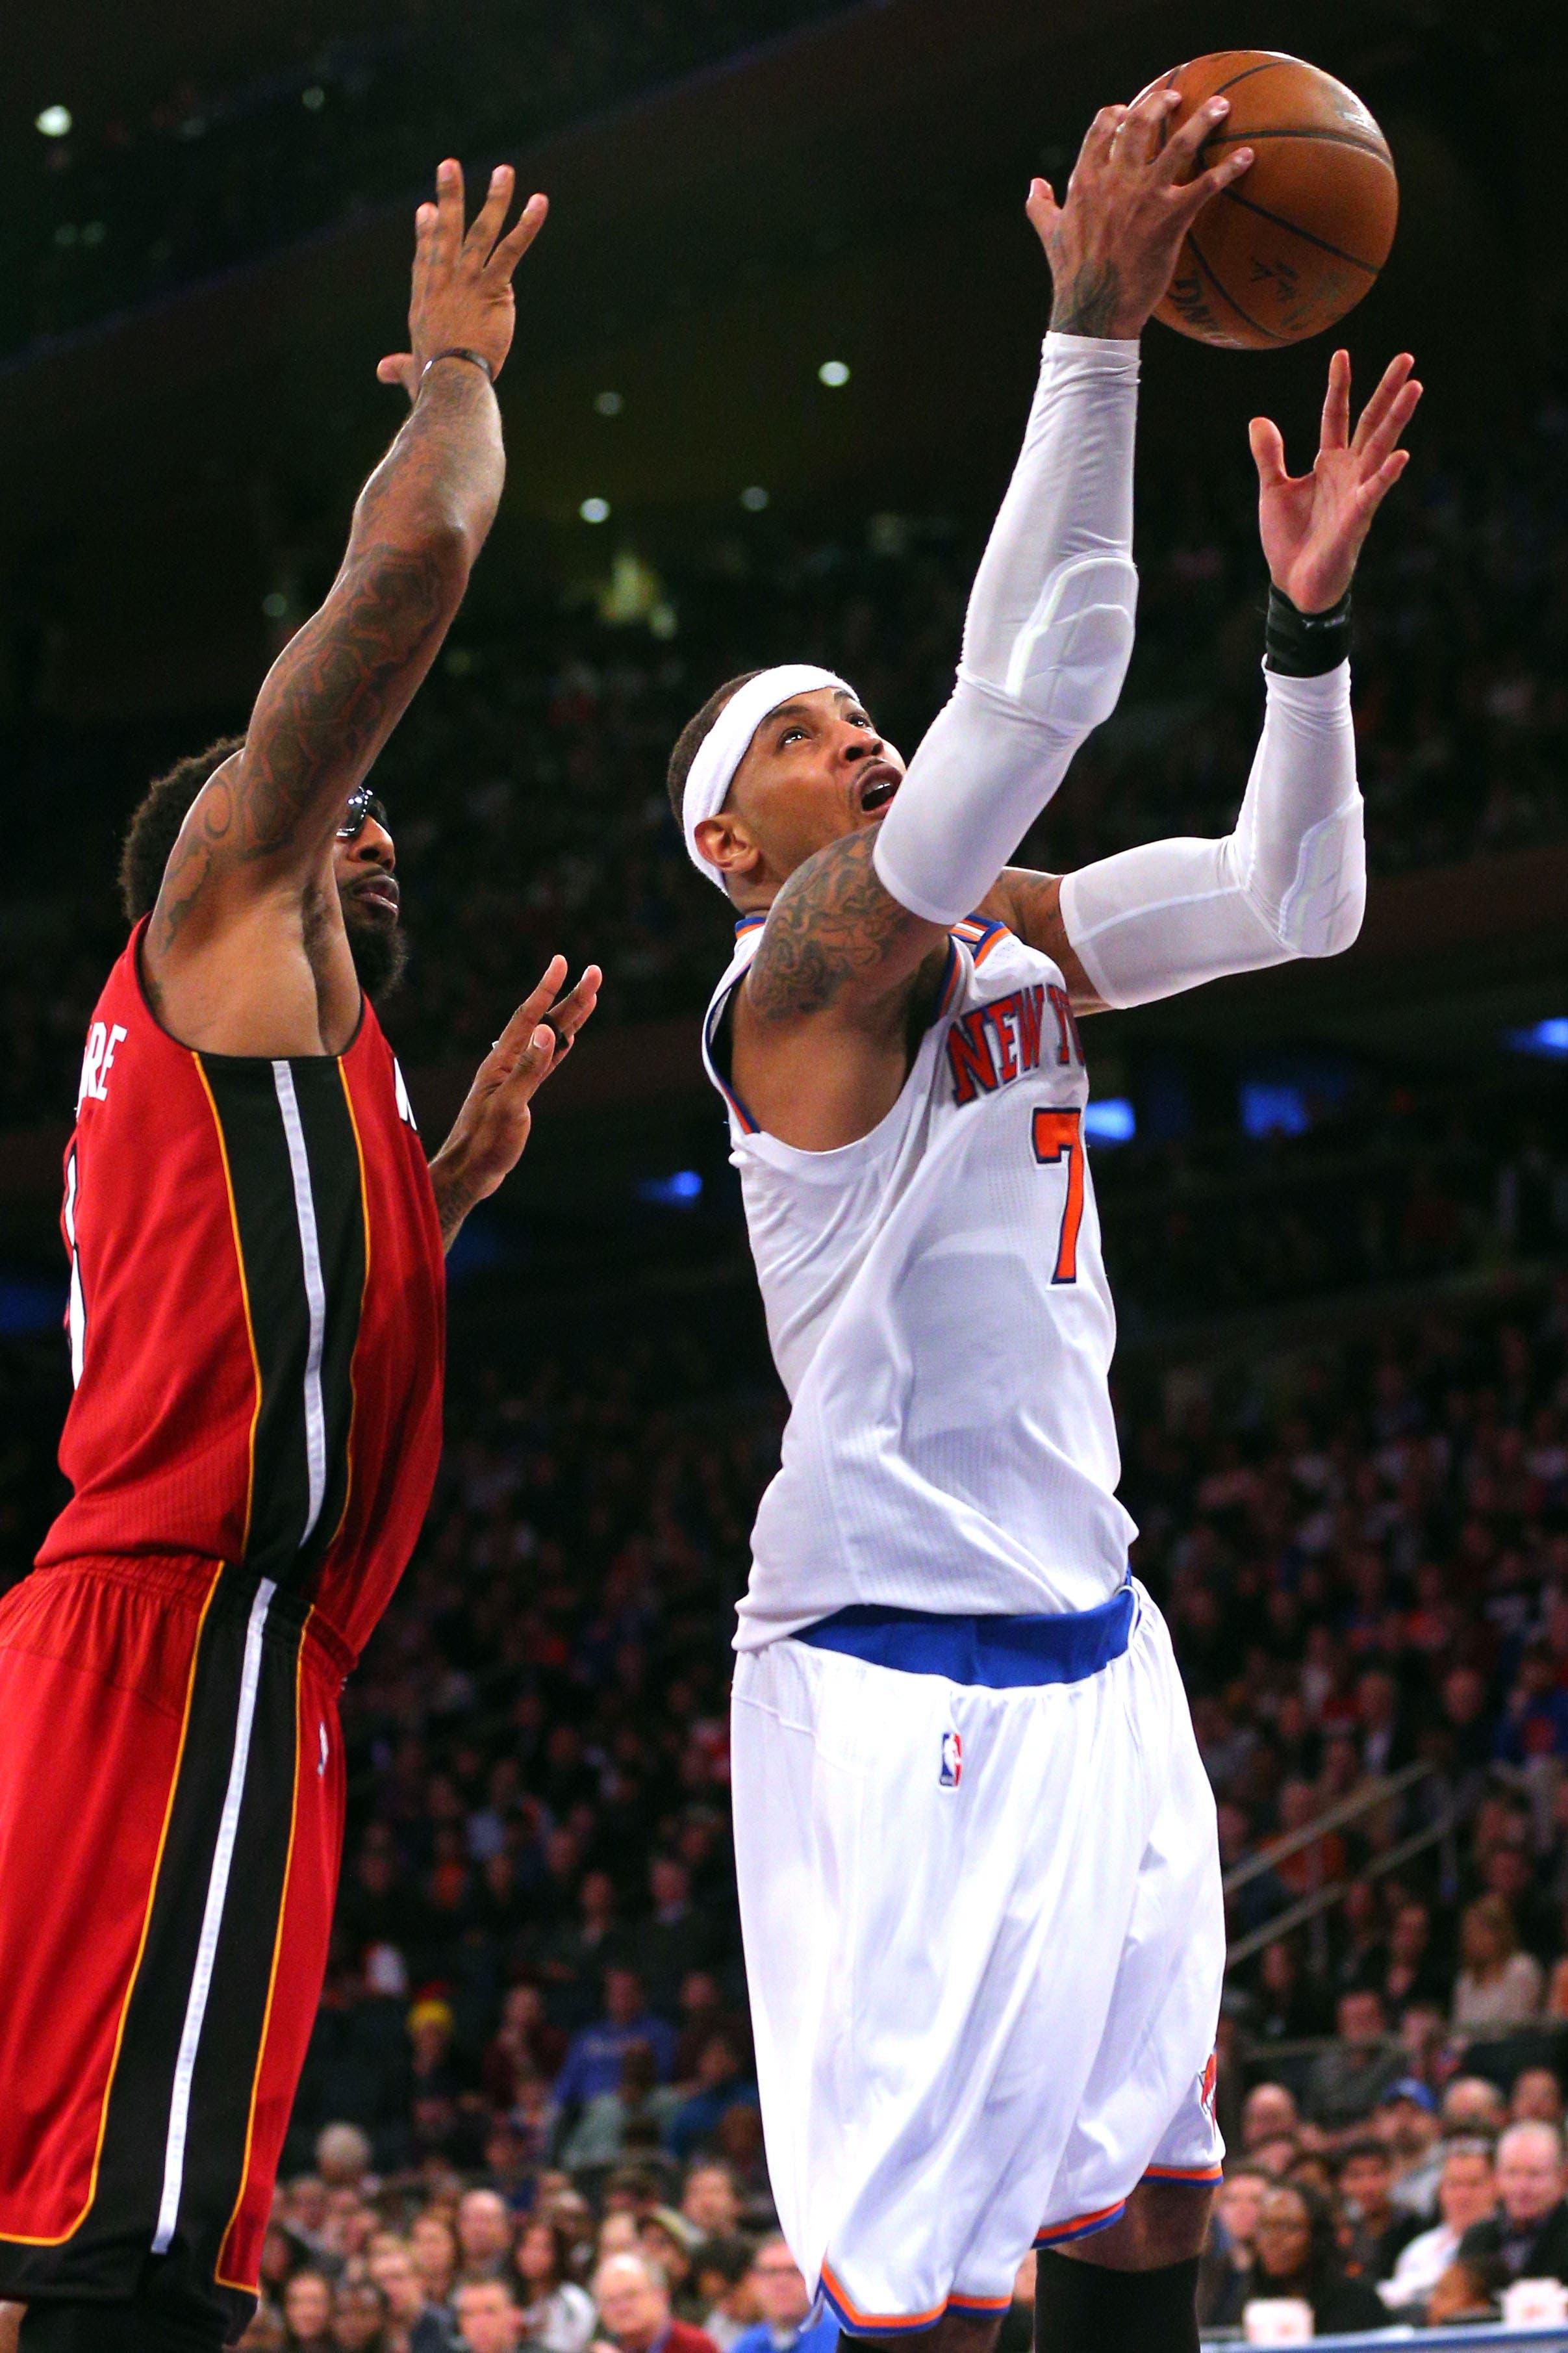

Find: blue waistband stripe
795;1584;1136;1688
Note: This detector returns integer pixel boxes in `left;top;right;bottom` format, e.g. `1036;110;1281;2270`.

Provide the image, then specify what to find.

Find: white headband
683;663;857;887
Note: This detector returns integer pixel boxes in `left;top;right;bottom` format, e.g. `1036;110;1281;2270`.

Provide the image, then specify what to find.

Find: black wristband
419;346;496;390
1265;581;1351;676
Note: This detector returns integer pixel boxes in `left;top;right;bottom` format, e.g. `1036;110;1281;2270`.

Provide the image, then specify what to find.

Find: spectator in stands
692;2235;762;2352
681;2164;742;2240
557;1971;676;2130
515;2216;596;2353
668;2037;759;2162
283;2270;335;2352
1335;2138;1421;2278
1441;2076;1510;2140
452;2279;524;2353
332;2279;391;2350
238;2306;286;2350
1512;2067;1567;2128
367;2239;455;2353
1375;2077;1445;2216
410;2213;459;2308
318;2122;375;2193
591;2252;718;2353
639;2211;704;2319
673;1982;749;2091
1306;1990;1401;2130
1379;2139;1497;2315
562;2040;684;2172
1240;2083;1301;2154
641;1859;716;2013
726;2237;836;2353
1452;1896;1545;2031
1243;2182;1388;2335
1379;1901;1448;2015
1457;2120;1568;2296
1252;1939;1322;2042
457;2189;516;2285
1197;2164;1269;2329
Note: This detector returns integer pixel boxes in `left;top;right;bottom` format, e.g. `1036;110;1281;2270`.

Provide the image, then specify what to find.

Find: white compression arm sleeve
1057;663;1365;1009
871;333;1141;928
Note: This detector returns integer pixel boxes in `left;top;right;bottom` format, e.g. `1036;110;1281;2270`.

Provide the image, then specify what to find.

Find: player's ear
694;813;761;883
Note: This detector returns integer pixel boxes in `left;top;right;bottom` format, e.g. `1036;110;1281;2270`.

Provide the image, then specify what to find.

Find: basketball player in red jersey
0;161;595;2353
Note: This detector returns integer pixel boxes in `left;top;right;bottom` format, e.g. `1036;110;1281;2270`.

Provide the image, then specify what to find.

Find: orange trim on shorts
818;2265;947;2334
1144;2163;1224;2183
0;1560;223;2247
1033;2198;1128;2247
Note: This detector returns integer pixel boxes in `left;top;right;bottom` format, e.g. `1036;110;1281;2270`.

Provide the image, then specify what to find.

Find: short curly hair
118;734;245;924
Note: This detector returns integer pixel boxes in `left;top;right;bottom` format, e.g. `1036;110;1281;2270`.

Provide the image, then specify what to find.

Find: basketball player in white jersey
669;84;1419;2353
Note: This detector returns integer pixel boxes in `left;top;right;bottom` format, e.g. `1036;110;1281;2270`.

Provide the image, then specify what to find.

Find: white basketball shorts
730;1579;1224;2336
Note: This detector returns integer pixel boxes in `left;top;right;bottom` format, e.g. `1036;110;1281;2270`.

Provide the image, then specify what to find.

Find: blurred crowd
3;0;842;361
152;1256;1542;2342
3;383;1567;1128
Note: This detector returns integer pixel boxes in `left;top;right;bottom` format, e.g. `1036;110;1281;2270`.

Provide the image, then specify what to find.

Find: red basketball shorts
0;1556;348;2339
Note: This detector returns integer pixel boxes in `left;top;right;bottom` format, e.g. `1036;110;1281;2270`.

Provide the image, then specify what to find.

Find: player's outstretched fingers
1350;351;1417;455
1157;94;1230;181
1117;83;1182;164
542;963;602;1065
1321;348;1352;453
490;191;550;277
464;163;516;264
1248;415;1291;495
1078;103;1129;170
429;157;466;270
1024;177;1061;246
1172;140;1254;220
488;954;569;1071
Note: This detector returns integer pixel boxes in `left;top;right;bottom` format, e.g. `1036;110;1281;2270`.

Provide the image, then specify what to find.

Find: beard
344;903;409;1002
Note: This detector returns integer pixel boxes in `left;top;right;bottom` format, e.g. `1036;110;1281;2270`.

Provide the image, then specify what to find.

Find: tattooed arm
144;159;548;1056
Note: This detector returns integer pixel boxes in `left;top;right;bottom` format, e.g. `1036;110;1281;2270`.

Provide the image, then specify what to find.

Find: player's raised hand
377;160;548;401
426;954;601;1248
1027;84;1254;338
1250;349;1421;612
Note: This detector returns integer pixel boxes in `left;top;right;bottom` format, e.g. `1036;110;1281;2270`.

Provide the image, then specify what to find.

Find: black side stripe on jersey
196;1054;367;1593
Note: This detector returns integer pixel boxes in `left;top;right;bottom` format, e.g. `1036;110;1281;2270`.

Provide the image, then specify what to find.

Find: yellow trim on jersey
0;1561;223;2246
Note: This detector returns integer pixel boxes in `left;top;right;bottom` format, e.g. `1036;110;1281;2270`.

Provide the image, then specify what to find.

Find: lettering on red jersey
77;1021;127;1111
946;984;1079;1107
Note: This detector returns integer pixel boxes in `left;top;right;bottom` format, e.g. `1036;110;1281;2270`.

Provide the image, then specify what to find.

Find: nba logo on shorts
939;1730;963;1788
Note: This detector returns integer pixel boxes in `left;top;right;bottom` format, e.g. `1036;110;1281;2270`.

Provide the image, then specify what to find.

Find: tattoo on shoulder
1050;262;1124;338
746;830;920;1021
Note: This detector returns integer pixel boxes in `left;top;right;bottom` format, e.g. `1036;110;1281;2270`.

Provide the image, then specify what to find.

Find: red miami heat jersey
38;919;445;1662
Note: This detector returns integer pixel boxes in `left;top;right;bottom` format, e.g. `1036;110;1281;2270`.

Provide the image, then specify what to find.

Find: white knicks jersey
703;912;1137;1649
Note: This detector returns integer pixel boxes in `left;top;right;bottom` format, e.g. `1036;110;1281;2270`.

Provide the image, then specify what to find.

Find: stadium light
594;390;624;416
1083;1098;1135;1145
1240;1082;1310;1139
579;496;611;524
818;359;850;388
637;1171;703;1206
36;105;72;138
740;486;769;512
1506;1016;1568;1059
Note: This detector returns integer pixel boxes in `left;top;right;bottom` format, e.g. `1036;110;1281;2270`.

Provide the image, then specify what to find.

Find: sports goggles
336;784;390;840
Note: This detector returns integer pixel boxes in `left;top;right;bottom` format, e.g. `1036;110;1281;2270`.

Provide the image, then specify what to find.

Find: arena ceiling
0;0;1556;720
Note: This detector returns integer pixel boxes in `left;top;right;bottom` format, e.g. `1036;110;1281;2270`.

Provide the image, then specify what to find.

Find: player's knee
1057;2178;1213;2270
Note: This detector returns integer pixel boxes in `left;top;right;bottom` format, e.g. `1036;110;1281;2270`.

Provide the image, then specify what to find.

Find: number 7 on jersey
1031;1108;1084;1284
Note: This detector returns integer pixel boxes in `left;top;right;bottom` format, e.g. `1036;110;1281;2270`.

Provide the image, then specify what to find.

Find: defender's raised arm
144;160;546;1056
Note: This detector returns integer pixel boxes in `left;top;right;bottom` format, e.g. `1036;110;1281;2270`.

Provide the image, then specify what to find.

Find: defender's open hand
427;954;601;1248
377;160;548;401
1251;349;1421;613
1028;86;1254;338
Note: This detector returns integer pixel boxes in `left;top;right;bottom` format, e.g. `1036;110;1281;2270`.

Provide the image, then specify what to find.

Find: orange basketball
1146;51;1398;349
